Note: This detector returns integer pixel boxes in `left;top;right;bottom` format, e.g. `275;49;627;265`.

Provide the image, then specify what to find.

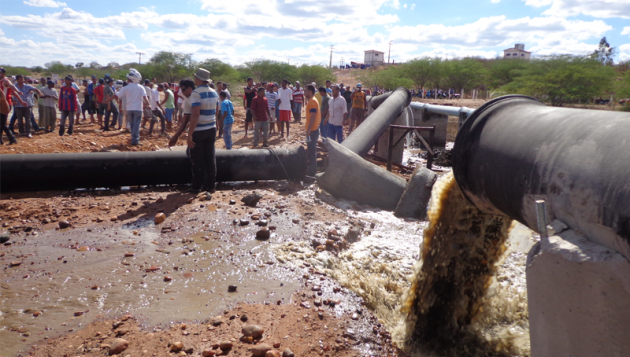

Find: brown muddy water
1;175;534;356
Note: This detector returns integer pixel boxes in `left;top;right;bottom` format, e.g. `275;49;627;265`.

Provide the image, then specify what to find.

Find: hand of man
187;135;195;149
168;135;178;148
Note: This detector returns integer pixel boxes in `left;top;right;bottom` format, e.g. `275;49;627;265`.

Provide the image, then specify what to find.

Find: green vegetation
358;53;629;107
0;52;335;96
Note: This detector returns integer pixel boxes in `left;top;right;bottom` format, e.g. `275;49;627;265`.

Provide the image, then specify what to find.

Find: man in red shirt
58;75;78;136
94;78;105;127
249;87;271;148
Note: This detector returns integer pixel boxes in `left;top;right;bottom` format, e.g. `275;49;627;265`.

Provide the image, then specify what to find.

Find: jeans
128;110;142;144
223;122;233;149
307;129;320;176
149;109;166;134
14;106;32;135
59;110;74;136
253;120;269;146
0;112;16;143
165;108;174;122
104;104;119;130
189;128;217;191
327;123;344;143
319;121;328;138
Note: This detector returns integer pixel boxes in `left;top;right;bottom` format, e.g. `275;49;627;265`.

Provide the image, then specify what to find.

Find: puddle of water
0;202;307;356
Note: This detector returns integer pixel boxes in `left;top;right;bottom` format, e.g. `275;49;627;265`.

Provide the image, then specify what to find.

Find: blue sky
1;0;629;67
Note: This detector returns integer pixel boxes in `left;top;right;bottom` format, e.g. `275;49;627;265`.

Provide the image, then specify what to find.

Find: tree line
1;51;336;93
358;53;630;107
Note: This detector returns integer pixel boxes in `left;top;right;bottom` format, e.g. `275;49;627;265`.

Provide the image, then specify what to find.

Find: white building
364;50;385;66
503;44;531;59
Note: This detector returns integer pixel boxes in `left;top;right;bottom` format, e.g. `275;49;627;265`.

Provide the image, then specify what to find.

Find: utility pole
388;41;393;64
329;45;334;69
339;57;343;68
136;52;145;65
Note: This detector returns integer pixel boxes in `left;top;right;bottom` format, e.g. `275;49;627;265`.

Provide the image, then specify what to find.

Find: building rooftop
364;50;385;53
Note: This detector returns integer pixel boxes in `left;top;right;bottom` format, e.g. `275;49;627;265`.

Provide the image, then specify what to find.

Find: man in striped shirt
58;75;78;136
187;68;219;194
292;81;304;124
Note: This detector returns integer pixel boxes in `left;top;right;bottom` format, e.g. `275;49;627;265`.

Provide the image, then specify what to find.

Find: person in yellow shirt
304;84;321;177
349;83;367;133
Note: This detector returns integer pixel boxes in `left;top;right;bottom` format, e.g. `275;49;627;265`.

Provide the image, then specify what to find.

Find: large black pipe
452;95;630;260
1;147;306;192
342;87;411;157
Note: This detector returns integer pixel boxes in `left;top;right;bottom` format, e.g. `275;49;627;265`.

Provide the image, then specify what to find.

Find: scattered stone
74;311;84;316
345;225;362;243
241;192;262;207
155;213;166;224
250;343;272;357
351;313;358;320
32;310;42;317
240;314;248;322
124;252;135;257
0;235;9;244
185;347;194;354
209;317;223;326
9;261;22;267
110;216;118;222
265;350;281;357
273;342;281;348
110;338;129;355
229;200;236;205
292;219;300;224
164;276;172;282
282;348;294;357
145;265;161;272
156;197;164;203
240;219;250;226
258;219;268;227
255;229;270;240
240;335;254;344
219;341;233;350
170;342;184;352
242;324;264;338
314;298;322;306
58;220;70;229
300;301;311;309
202;349;216;356
228;285;237;293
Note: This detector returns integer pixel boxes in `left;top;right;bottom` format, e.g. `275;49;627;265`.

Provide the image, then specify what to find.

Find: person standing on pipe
188;69;219;194
304;84;321;178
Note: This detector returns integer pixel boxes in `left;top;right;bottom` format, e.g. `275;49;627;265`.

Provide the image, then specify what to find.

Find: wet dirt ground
0;181;407;357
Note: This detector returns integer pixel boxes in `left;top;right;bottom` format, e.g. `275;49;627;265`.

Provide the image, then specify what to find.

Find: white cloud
491;0;501;3
620;44;630;62
410;4;416;10
523;0;630;19
622;26;630;36
388;15;612;56
23;0;67;7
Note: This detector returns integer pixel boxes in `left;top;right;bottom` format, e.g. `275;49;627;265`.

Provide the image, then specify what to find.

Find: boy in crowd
219;91;234;149
265;83;277;135
40;80;58;132
304;84;321;177
58;75;78;136
250;87;271;148
277;79;293;138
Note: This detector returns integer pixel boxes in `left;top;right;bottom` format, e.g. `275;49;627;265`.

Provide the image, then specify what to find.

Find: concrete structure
503;43;531;59
527;226;630;357
364;50;385;67
394;166;437;219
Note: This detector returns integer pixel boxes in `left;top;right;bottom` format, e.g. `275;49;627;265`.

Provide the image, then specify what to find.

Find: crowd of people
0;65;376;191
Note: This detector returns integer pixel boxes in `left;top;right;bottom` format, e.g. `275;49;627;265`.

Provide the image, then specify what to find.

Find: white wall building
364;50;385;66
503;44;531;59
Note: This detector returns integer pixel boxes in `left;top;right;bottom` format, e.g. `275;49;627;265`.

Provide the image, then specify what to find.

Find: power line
136;52;145;65
388;41;393;64
329;45;334;69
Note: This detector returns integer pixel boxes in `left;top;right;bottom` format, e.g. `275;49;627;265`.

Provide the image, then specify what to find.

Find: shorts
292;102;302;114
268;109;276;123
98;103;107;115
279;110;291;122
351;107;365;121
143;107;153;119
245;109;253;123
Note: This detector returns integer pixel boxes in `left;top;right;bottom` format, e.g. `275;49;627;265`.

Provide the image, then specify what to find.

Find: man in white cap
187;68;219;194
104;68;149;145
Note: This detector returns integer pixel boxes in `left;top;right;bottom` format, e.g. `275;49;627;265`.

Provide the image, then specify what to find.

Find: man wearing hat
87;75;98;124
58;75;78;136
104;68;150;145
349;83;367;133
40;80;58;132
186;68;219;194
103;77;119;131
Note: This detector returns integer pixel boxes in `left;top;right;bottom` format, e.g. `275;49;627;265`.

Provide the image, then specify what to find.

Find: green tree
615;70;630;100
89;61;102;69
148;51;192;82
501;55;616;106
404;57;441;90
488;58;529;88
244;59;276;82
31;66;44;73
106;62;120;69
440;58;487;92
592;37;616;66
45;61;69;75
75;62;84;68
296;64;335;87
197;58;240;84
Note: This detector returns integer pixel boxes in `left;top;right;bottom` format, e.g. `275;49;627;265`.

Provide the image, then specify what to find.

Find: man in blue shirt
219;91;234;150
12;75;43;138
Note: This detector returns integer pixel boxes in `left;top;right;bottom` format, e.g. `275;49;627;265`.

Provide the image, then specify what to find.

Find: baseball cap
356;83;362;87
295;81;300;84
144;79;150;84
91;75;97;79
47;80;55;85
0;67;6;73
105;77;114;83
